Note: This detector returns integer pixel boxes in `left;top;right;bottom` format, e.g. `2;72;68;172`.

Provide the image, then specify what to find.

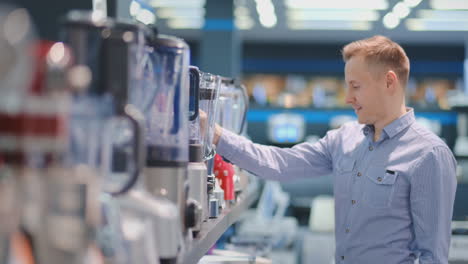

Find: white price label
449;235;468;261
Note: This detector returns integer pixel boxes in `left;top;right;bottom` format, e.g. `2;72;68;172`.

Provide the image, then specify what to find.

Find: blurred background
3;0;468;263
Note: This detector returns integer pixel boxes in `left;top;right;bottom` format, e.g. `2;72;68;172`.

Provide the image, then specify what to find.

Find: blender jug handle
189;66;200;121
118;108;144;195
236;82;249;135
103;107;144;196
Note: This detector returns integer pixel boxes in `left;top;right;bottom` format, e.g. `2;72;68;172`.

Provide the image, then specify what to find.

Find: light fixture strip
255;0;277;28
382;0;422;29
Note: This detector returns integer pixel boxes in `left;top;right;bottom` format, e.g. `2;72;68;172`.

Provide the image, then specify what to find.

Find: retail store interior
1;0;468;263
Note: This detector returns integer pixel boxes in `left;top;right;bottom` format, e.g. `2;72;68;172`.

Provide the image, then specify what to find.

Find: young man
212;36;457;263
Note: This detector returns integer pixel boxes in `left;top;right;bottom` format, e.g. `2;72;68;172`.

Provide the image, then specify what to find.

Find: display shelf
452;106;468;113
179;182;259;264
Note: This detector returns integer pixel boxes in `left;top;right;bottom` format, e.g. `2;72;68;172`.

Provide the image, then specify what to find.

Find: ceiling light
167;18;204;29
285;0;388;10
235;0;248;5
407;18;468;30
4;8;31;45
418;9;468;20
256;1;275;15
287;20;372;30
430;0;468;10
393;2;410;18
156;7;205;19
404;0;423;8
235;16;254;30
136;9;155;25
255;0;277;28
287;9;379;21
129;1;141;17
383;12;400;29
259;13;277;28
235;6;250;17
150;0;205;8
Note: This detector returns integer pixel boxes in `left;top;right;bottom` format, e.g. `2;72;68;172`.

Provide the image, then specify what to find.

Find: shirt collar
361;108;415;139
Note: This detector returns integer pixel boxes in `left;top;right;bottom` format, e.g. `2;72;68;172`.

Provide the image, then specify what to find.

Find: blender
0;5;36;263
60;11;154;264
94;19;149;264
25;11;124;264
213;78;249;203
186;66;206;235
198;72;221;161
104;21;183;264
217;78;248;135
196;71;222;217
142;34;190;232
62;12;178;264
15;40;89;264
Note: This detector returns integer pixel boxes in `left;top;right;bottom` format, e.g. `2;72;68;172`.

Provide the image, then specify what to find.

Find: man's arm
213;124;335;181
410;146;457;263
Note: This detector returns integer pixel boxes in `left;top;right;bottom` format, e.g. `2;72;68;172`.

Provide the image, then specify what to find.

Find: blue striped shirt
217;108;457;264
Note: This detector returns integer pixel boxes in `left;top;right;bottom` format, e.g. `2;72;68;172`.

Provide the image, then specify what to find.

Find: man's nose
345;89;354;104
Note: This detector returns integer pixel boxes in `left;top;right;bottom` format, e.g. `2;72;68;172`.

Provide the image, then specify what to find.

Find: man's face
344;55;387;125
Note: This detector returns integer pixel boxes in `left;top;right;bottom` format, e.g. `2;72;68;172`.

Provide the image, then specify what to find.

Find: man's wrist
213;124;222;146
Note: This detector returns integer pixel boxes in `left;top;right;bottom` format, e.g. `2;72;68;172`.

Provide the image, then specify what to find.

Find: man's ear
386;70;398;94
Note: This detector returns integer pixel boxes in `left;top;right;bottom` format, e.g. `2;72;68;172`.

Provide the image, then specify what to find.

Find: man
212;36;457;263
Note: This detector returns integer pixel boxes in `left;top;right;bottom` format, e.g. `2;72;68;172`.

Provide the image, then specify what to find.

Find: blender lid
221;77;235;85
152;34;188;51
199;73;218;100
199;88;217;100
61;10;112;28
113;20;154;41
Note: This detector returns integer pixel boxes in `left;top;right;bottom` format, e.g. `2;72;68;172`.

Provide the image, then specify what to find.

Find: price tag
449;235;468;260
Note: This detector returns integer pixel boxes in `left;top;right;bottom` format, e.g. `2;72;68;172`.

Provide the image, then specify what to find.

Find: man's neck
373;105;407;142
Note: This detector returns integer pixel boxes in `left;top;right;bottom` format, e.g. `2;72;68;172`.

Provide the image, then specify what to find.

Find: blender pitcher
196;71;221;215
217;78;248;135
62;10;145;211
99;20;148;196
232;81;249;135
198;72;220;161
214;78;249;204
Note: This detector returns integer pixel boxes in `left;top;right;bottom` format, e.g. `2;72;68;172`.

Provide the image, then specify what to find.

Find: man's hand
213;123;222;146
199;110;222;146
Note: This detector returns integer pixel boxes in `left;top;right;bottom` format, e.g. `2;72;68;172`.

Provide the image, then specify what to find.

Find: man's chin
356;116;368;124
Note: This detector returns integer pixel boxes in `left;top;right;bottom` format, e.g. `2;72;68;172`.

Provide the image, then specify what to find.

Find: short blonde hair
342;35;410;86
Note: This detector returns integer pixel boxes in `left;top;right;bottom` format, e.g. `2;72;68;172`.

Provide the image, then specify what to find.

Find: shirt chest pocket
334;157;356;198
363;165;398;208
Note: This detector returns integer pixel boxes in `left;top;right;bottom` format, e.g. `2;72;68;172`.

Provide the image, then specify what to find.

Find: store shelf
452;106;468;113
180;182;259;264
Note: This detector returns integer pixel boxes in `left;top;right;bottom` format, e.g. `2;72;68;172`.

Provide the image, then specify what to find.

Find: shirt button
351;200;356;205
377;177;383;182
341;256;345;260
357;172;362;177
345;228;350;233
369;146;374;151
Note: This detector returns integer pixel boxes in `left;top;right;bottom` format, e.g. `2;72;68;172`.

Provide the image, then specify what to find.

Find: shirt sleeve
410;146;457;263
216;127;335;181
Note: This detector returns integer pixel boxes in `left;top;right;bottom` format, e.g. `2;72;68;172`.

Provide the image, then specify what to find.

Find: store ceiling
137;0;468;44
